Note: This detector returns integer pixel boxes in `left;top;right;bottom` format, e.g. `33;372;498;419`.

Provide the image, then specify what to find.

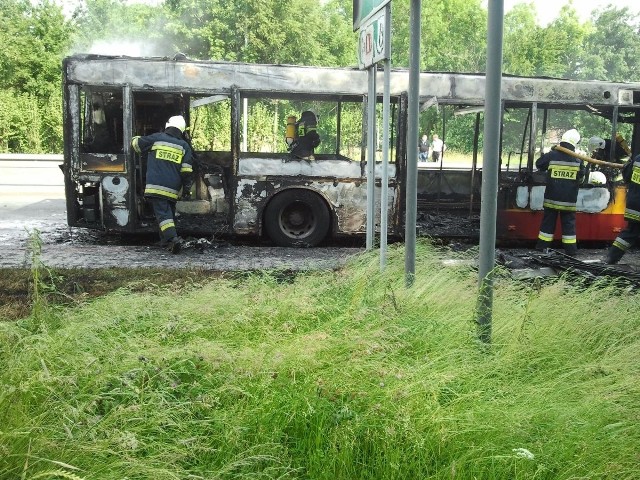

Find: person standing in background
431;133;444;162
419;134;430;162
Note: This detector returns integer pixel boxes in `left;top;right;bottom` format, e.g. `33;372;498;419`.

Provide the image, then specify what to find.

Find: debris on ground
499;248;640;286
417;212;480;238
181;236;231;253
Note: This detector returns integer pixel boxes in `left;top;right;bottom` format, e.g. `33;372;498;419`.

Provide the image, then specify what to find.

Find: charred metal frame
62;54;408;244
62;54;640;244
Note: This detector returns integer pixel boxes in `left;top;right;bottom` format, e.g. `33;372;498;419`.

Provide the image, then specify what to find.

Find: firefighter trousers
536;207;577;255
148;197;178;243
607;220;640;264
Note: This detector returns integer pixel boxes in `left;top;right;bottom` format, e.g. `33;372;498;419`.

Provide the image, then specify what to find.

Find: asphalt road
0;191;364;271
1;184;638;274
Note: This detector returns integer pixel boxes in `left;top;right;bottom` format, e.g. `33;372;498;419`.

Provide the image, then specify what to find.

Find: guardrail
0;153;63;162
0;153;64;191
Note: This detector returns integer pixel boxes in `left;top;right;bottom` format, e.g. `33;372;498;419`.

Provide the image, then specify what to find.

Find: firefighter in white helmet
535;128;586;256
131;115;194;254
589;133;631;163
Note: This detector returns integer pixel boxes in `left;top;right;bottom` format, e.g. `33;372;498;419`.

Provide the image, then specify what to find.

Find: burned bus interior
411;77;640;242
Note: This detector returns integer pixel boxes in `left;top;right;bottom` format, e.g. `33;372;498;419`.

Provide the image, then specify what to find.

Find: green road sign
353;0;391;31
358;7;389;69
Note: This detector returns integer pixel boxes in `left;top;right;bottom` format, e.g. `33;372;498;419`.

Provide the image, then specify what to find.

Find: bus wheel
264;190;331;247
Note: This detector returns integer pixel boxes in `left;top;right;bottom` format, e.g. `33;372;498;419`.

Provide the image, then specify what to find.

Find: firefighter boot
605;245;624;265
166;236;182;254
564;245;578;257
535;240;551;253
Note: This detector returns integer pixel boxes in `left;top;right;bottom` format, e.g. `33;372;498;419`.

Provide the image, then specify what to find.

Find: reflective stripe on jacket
535;141;585;211
622;155;640;222
132;129;193;201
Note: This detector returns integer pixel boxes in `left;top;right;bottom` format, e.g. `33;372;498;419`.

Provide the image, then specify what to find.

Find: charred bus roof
63;54;640;109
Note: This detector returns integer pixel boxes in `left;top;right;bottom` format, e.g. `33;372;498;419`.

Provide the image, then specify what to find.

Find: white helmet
588;171;607;185
165;115;186;132
587;136;606;152
561;128;581;147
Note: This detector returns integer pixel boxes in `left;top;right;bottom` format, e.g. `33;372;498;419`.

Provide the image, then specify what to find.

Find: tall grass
1;241;638;479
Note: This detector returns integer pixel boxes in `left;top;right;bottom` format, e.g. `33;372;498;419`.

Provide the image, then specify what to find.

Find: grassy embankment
1;241;639;479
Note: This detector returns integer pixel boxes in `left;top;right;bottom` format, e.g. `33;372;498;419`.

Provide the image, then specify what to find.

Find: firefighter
605;153;640;264
132;115;194;254
587;134;630;184
288;110;321;159
589;133;631;163
535;128;586;256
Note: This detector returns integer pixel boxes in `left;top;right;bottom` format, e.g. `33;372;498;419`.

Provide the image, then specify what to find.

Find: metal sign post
380;5;391;270
356;1;392;257
366;66;376;250
404;0;420;287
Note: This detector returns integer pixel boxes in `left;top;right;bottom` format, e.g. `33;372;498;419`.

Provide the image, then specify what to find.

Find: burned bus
416;72;640;243
62;54;640;246
61;54;407;247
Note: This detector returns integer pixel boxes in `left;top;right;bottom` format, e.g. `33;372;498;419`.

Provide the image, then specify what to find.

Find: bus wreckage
62;54;640;247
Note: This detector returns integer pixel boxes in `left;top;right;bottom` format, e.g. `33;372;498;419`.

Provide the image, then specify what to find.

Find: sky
499;0;640;25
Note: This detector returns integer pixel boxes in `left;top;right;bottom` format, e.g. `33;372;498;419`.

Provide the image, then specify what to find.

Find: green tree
502;3;541;76
313;0;357;66
0;0;71;97
0;0;69;152
4;0;640;154
162;0;356;65
537;4;588;78
391;0;487;71
160;0;226;59
579;6;640;82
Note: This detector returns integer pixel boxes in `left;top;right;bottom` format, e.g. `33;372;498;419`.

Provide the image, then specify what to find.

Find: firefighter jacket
535;141;585;211
291;111;321;158
621;154;640;222
132;128;193;201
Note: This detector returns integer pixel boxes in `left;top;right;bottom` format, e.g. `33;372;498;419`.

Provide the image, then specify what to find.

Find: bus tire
264;190;331;247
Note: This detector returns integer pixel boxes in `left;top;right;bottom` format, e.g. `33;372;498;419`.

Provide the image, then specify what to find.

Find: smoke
82;38;176;57
65;0;180;59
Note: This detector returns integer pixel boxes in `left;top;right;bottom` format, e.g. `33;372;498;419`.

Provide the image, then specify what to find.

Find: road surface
0;192;364;271
1;168;638;273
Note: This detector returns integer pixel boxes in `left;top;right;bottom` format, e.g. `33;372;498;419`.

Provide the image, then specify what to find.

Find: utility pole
404;0;420;287
476;0;504;343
